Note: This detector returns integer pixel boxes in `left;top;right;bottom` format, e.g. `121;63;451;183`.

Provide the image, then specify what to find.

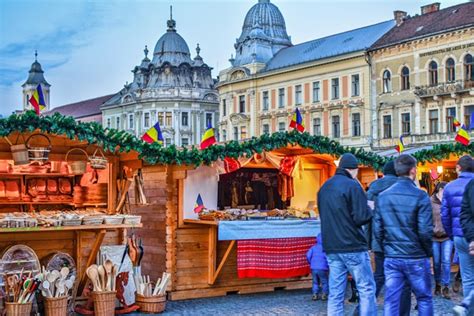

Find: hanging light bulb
334;159;340;167
437;165;443;174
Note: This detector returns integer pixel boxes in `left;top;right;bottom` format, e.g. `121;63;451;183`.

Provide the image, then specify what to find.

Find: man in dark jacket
374;154;433;316
318;153;375;315
367;161;411;315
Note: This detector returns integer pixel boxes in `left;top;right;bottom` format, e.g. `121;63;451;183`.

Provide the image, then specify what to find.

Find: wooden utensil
104;260;113;291
138;238;144;267
98;265;106;291
60;267;69;280
127;237;138;267
86;265;101;292
111;264;118;291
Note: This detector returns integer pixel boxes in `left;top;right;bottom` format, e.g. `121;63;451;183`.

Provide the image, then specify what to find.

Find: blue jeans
384;258;433;316
327;251;376;316
432;239;453;286
454;237;474;306
311;269;329;295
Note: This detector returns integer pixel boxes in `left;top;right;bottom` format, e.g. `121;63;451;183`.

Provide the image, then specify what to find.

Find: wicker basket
44;296;68;316
135;294;166;314
123;215;141;225
89;148;108;169
103;216;124;225
65;148;89;175
5;302;32;316
91;291;116;316
26;134;51;163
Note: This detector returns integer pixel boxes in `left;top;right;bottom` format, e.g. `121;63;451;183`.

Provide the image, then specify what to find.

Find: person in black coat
374;154;433;316
318;153;376;315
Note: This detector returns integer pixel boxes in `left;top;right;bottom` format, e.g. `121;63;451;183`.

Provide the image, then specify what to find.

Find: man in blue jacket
374;154;433;316
441;155;474;315
318;153;375;316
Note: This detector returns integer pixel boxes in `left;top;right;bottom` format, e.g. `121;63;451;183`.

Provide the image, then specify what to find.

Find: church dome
239;0;291;46
152;15;192;66
22;51;50;87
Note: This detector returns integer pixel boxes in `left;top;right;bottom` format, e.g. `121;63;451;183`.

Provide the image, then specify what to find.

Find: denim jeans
454;237;474;305
311;269;329;295
432;239;453;286
327;251;376;316
384;258;433;316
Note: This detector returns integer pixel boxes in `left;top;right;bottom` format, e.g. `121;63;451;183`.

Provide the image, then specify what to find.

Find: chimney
393;10;407;26
421;3;440;14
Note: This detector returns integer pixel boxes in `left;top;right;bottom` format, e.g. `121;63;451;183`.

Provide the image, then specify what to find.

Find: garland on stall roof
0;111;472;169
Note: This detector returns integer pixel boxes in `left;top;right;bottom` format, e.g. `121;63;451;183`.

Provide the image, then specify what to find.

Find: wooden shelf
0;200;107;207
183;219;218;226
0;173;76;178
0;223;142;233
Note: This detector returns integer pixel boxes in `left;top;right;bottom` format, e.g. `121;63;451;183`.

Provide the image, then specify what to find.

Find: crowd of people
313;153;474;316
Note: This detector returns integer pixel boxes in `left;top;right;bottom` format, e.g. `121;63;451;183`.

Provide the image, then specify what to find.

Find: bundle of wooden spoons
134;272;170;297
86;260;118;292
36;266;75;298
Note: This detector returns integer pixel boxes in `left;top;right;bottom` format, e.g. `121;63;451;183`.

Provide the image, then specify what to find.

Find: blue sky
0;0;467;116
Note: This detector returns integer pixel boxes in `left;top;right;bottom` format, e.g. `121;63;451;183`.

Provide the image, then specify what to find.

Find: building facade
101;11;219;146
45;95;113;123
369;2;474;151
217;0;394;148
22;51;51;112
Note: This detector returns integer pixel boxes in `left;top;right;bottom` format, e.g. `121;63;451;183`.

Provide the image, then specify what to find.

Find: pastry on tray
47;179;58;194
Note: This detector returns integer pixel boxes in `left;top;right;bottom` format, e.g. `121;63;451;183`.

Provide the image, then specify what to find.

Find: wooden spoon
103;260;113;291
98;265;106;292
86;265;100;292
111;264;118;291
60;267;69;280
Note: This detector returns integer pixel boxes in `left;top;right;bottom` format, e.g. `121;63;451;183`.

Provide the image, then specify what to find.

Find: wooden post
78;229;106;295
208;226;217;284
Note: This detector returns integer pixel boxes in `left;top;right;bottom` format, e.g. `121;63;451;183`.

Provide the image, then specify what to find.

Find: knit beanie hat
339;153;359;169
383;160;397;176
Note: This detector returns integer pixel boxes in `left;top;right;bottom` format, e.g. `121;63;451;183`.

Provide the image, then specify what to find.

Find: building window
278;122;285;132
233;127;238;140
446;58;456;82
165;138;172;146
312;82;320;102
351;75;360;96
128;114;134;129
446;107;456;133
429;109;439;134
313;118;321;136
239;95;245;113
222;129;227;142
295;85;302;105
116;117;120;129
144;112;150;128
278;88;285;108
401;113;411;135
262;91;269;111
262;124;270;134
222;99;226;117
158;113;164;126
206;113;213;127
332;116;340;138
465;54;474;81
331;78;339;99
181;138;189;146
383;70;391;93
240;126;247;139
165;112;172;126
429;61;438;86
465;105;474;128
181;112;188;126
352;113;361;137
383;115;392;139
107;118;111;128
401;67;410;90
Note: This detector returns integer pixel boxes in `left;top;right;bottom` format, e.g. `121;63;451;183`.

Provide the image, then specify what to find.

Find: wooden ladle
104;260;113;291
86;265;101;292
97;265;106;292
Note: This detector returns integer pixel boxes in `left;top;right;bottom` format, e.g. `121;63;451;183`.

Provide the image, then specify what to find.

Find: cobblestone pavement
157;286;464;316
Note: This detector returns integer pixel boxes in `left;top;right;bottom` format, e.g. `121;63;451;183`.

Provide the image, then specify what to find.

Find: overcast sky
0;0;467;116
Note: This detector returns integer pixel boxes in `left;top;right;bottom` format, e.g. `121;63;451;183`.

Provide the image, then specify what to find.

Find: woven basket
65;148;89;175
89;148;108;170
44;296;68;316
5;302;32;316
135;294;166;314
123;215;141;225
103;216;124;225
26;134;51;163
91;291;116;316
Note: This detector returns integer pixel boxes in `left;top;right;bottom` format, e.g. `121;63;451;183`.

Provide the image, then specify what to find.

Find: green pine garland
0;111;472;170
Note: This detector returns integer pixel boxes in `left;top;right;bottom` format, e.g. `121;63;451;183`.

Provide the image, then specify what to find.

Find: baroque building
368;2;474;151
217;0;394;148
22;51;51;112
101;10;219;146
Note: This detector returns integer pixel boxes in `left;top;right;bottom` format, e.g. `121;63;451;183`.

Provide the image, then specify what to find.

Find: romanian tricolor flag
395;136;405;153
289;108;305;132
453;118;461;128
29;84;46;115
200;125;216;150
142;121;164;145
455;125;470;146
193;194;204;213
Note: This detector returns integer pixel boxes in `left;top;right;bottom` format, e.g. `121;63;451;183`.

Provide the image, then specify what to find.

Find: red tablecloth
237;237;315;278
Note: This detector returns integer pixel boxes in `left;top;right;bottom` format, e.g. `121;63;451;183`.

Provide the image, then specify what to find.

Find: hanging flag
453;118;461;128
455;125;470;146
395;136;405;153
289;108;305;132
193;194;205;213
142;121;164;145
469;113;474;130
28;84;46;115
200;125;216;150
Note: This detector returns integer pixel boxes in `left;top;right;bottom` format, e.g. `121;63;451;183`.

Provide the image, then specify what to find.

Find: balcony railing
414;80;474;98
373;131;473;150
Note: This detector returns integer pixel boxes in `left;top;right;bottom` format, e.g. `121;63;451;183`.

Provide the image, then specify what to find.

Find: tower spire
35;50;38;62
167;5;176;31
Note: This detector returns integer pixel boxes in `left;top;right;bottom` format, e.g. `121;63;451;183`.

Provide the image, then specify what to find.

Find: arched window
401;67;410;90
465;54;474;81
383;70;391;93
429;61;438;86
446;58;455;82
